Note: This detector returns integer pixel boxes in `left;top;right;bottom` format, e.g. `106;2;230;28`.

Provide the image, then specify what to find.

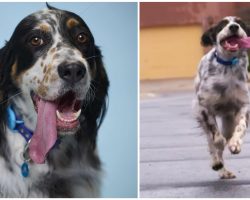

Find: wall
140;25;203;79
140;2;250;80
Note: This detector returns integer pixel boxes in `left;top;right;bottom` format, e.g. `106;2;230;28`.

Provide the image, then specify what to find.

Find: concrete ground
140;79;250;198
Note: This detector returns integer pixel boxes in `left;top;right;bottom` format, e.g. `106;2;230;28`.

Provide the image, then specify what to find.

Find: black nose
229;24;239;33
58;63;86;84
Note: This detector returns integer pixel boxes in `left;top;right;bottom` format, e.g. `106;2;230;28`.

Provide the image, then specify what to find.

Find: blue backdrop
0;2;138;197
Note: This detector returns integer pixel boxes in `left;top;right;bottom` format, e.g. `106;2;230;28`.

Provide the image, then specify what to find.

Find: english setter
194;16;250;179
0;4;109;197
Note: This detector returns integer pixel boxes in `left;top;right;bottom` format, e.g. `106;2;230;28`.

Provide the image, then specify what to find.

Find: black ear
247;26;250;36
0;43;15;163
84;46;109;129
201;26;216;47
0;42;16;96
235;19;250;36
79;46;109;147
0;41;17;125
243;25;250;36
0;44;14;118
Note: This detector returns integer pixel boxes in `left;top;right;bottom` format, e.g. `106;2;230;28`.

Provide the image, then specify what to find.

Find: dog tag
21;162;29;178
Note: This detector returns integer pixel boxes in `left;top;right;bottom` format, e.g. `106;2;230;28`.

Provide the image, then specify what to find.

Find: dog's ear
235;18;250;37
93;47;109;129
0;43;12;120
0;42;15;162
81;46;109;137
201;26;216;47
88;46;109;128
245;25;250;36
0;42;16;100
241;24;250;37
0;42;17;91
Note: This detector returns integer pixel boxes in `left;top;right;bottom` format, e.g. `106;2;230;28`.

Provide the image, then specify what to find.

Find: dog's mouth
32;91;82;131
220;35;242;52
29;91;82;164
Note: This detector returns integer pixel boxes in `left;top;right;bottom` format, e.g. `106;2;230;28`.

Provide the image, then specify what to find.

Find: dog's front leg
228;106;249;154
197;106;235;179
197;108;225;167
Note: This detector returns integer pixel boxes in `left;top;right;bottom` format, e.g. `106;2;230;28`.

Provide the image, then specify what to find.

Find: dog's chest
198;59;250;110
0;128;50;197
1;128;101;197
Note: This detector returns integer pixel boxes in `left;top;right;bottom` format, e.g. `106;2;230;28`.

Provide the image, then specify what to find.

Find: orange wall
140;25;203;80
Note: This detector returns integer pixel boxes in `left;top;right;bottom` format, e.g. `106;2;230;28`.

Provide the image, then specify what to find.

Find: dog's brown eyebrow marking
39;24;50;32
66;18;79;29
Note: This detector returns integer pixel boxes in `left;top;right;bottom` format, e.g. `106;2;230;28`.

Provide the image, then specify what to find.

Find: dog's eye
30;37;44;47
76;33;87;43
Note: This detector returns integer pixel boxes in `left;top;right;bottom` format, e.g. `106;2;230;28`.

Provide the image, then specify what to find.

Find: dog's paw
219;169;236;179
228;138;242;154
212;162;223;171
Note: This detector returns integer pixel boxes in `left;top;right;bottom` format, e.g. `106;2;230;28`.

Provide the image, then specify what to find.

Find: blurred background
140;2;250;80
0;2;137;198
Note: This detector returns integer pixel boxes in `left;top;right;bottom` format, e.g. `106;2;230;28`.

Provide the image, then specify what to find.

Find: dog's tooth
74;109;81;119
56;110;64;121
56;109;79;122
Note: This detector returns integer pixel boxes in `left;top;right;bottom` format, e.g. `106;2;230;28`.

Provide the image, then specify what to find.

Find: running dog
194;16;250;179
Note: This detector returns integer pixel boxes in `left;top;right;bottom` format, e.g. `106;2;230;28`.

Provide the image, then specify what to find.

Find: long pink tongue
29;99;57;164
236;37;250;48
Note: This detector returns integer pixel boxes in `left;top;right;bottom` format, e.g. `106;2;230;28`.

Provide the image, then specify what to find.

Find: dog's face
201;16;250;53
1;7;107;133
0;6;109;163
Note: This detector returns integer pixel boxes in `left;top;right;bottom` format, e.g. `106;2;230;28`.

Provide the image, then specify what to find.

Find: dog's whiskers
86;55;100;60
81;84;96;111
0;91;24;105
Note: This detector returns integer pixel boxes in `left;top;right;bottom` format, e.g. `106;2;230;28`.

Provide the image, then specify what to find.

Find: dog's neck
9;92;37;131
216;46;244;60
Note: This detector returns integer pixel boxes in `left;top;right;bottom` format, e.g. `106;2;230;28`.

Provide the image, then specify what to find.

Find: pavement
140;79;250;198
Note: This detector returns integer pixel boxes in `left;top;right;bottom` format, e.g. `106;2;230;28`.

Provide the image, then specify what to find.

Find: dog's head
201;16;250;54
0;5;109;163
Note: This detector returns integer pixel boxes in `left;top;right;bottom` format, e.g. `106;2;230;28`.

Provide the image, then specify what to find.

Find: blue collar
214;51;239;66
7;106;33;142
6;106;33;177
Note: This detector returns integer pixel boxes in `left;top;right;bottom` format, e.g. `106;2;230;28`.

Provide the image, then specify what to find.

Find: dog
193;16;250;179
0;4;109;197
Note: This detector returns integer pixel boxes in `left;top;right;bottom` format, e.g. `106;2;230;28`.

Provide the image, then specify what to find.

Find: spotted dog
0;4;109;197
194;16;250;179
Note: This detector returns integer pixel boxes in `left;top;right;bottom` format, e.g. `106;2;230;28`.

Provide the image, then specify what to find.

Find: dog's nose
58;63;86;84
229;24;239;33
